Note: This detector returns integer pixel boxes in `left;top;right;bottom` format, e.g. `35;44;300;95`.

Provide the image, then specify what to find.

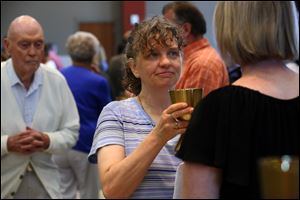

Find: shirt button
27;165;33;172
19;174;24;179
11;192;15;196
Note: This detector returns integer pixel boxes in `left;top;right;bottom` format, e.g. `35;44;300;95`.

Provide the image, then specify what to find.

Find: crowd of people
1;1;299;199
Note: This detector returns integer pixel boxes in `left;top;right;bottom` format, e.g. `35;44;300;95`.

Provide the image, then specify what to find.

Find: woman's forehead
144;35;178;49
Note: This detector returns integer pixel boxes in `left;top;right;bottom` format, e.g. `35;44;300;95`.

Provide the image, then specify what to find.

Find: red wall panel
122;1;145;33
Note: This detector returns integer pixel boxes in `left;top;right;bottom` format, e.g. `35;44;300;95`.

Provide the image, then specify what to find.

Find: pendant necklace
137;95;145;111
137;95;155;127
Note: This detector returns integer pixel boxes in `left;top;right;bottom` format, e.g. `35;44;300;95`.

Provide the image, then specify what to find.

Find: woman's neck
241;60;287;75
138;89;171;121
235;60;299;99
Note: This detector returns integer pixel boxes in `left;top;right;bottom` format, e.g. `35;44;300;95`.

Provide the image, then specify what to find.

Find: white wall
1;1;122;55
146;1;218;49
1;1;218;55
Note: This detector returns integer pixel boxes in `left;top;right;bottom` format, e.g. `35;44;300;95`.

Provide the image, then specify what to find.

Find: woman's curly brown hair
123;16;184;96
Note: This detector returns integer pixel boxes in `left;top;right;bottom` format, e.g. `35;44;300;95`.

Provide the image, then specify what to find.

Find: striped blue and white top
88;97;182;199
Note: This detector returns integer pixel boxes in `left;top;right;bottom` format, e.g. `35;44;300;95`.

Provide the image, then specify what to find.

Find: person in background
1;35;10;62
1;15;79;199
98;45;109;73
53;31;112;199
88;16;193;198
47;42;64;70
175;1;299;198
107;30;133;100
1;47;10;62
162;1;229;96
107;54;127;100
42;43;58;70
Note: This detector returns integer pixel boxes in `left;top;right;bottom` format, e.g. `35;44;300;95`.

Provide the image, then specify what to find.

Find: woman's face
132;41;182;91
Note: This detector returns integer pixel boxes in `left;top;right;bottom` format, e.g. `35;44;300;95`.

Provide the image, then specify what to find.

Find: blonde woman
175;1;299;198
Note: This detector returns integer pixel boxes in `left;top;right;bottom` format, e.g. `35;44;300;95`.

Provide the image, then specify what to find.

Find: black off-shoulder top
176;85;299;199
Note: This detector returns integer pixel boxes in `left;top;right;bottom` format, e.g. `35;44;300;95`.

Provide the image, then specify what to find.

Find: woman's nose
159;54;171;66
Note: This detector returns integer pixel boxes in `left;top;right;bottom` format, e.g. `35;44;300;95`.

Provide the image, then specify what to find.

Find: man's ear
128;58;140;78
3;38;11;56
181;22;192;38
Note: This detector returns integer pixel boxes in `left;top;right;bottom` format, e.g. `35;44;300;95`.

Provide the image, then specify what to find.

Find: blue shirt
6;61;43;126
61;65;111;153
88;98;181;199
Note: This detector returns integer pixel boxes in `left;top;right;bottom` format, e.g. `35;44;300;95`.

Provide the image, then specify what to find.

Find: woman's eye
146;51;159;59
168;50;180;58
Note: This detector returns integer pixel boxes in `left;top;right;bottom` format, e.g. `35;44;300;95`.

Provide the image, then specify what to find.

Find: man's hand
7;127;50;154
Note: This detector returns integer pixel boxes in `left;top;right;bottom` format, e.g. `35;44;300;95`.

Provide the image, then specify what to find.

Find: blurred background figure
98;45;109;73
1;15;79;199
1;35;10;62
227;63;242;83
91;41;112;96
52;31;112;199
1;46;10;62
47;42;64;70
162;1;229;97
42;42;58;70
107;30;133;100
175;1;299;199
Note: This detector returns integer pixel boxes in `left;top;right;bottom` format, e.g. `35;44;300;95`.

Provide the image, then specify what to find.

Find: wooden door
79;22;114;61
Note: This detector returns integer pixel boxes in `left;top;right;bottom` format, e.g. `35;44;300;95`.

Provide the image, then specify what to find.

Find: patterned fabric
176;38;229;96
88;97;182;199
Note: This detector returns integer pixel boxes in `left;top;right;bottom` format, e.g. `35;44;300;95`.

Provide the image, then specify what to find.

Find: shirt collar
6;58;43;89
183;37;210;58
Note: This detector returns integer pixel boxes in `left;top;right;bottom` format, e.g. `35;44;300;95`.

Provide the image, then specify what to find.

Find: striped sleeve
88;102;125;163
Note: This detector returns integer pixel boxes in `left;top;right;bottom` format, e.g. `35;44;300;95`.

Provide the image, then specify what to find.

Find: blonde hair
66;31;100;63
214;1;299;66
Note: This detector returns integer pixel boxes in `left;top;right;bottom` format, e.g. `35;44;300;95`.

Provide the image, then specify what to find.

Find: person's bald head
7;15;44;40
4;15;45;79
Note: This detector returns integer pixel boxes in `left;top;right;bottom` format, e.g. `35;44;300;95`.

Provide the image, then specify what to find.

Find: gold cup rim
168;88;203;92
